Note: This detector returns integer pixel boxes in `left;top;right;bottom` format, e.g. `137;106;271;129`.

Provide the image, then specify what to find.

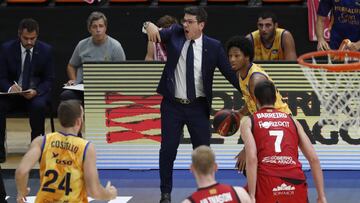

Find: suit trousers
0;93;49;151
0;167;6;202
159;97;211;193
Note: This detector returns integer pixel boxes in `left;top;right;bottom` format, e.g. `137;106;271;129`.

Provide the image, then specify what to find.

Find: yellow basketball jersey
251;28;285;60
239;63;291;114
36;132;89;203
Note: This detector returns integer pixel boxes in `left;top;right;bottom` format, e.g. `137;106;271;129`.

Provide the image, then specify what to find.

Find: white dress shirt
174;35;205;99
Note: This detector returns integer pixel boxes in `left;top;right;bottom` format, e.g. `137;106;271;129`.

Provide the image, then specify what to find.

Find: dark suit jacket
157;24;240;110
0;39;54;96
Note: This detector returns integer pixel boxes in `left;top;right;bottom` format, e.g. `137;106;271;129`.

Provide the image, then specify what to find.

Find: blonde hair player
15;100;117;203
182;146;251;203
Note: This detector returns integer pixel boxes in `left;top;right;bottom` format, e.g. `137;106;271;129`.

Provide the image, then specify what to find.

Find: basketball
213;109;240;137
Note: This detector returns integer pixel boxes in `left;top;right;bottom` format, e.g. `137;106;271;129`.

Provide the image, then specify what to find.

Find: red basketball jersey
251;108;305;180
188;183;242;203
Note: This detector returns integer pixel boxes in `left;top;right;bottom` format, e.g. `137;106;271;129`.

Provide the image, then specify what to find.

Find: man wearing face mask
143;6;240;203
0;18;54;163
61;11;126;103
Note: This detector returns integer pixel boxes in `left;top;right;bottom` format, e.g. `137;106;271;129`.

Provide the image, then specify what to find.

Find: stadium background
0;5;312;108
0;3;359;202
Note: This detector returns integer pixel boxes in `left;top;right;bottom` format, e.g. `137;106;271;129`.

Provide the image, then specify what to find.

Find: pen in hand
65;80;76;86
13;81;22;92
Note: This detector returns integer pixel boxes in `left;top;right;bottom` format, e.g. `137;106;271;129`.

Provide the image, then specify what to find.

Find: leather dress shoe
160;193;171;203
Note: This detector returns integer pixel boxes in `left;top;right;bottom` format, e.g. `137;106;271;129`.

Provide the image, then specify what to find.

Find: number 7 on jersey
269;130;284;153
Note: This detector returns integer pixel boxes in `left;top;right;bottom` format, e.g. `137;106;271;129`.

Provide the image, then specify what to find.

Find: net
298;50;360;131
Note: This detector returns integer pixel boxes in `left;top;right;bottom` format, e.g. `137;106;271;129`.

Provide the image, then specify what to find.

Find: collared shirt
18;44;33;87
174;35;205;99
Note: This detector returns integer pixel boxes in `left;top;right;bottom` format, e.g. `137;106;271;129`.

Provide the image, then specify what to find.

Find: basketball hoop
298;50;360;131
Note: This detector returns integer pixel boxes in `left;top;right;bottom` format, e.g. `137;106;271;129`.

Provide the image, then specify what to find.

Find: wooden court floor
1;119;360;202
1;118;61;169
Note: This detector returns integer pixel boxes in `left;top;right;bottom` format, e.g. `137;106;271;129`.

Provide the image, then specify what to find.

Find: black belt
174;97;206;104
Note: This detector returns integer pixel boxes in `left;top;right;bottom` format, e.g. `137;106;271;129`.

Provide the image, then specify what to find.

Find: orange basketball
213;109;240;137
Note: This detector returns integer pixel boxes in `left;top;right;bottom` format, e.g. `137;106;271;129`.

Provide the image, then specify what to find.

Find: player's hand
317;39;330;51
317;196;327;203
146;22;161;43
235;149;246;172
16;187;30;203
106;181;117;200
346;42;360;51
22;89;37;100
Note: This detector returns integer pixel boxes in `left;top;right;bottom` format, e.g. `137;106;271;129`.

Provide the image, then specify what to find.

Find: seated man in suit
0;18;54;162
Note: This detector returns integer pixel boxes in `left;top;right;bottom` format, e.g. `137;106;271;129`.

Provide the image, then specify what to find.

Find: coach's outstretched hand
146;22;161;43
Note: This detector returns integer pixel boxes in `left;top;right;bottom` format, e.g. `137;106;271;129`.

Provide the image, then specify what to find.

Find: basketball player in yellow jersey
226;36;291;172
15;100;117;203
247;12;297;61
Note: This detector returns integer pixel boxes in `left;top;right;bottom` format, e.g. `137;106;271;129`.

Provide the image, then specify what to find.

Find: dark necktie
186;40;196;100
22;49;31;90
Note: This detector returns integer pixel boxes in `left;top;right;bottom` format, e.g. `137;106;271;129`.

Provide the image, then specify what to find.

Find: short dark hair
184;6;207;24
156;15;178;28
18;18;39;35
57;100;82;128
226;36;254;62
258;12;278;24
87;11;108;29
254;80;277;106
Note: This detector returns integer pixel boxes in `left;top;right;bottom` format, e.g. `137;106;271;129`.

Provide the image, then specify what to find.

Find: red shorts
246;174;308;203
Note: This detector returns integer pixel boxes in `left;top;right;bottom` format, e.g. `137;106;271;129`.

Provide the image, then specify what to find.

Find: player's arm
233;186;252;203
83;143;117;200
235;106;249;172
240;116;257;202
316;15;330;51
282;31;297;61
249;73;267;100
15;136;43;203
145;41;155;61
246;33;253;45
295;120;327;203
